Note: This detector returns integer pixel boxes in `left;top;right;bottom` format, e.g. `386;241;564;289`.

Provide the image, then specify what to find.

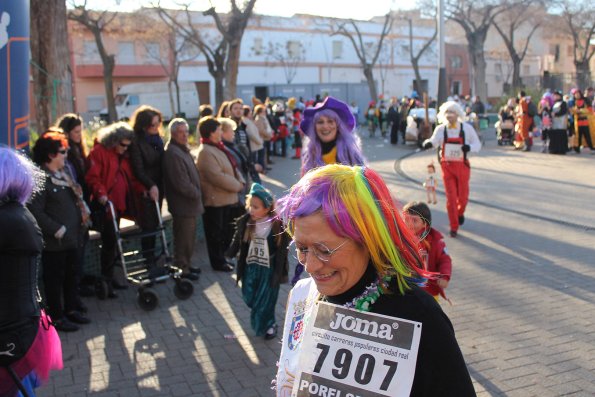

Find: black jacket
129;134;164;195
226;213;290;288
28;169;82;251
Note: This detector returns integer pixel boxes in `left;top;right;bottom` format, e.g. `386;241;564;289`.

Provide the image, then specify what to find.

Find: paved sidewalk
38;131;595;396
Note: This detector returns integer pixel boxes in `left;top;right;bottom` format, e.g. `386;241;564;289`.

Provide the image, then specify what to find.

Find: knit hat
300;96;355;133
249;183;273;208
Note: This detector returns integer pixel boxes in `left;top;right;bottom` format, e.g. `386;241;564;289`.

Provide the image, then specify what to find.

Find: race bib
443;143;464;161
246;237;269;267
292;302;422;397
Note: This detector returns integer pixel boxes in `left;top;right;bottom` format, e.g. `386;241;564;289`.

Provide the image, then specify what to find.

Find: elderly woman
423;101;481;237
0;147;63;396
300;96;366;176
274;164;475;397
29;131;91;331
86;122;142;298
196;116;245;272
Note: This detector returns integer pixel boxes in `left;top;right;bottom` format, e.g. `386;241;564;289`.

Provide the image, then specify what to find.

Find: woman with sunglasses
129;105;165;276
86;122;142;298
275;164;475;397
29;130;90;332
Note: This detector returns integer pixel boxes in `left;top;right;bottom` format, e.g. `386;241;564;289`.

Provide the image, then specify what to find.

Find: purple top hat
300;96;355;134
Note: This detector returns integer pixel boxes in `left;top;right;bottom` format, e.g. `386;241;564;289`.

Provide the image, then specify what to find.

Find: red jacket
420;227;452;297
85;143;143;214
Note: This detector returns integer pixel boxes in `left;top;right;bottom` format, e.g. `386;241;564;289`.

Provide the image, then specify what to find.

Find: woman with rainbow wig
274;164;475;397
0;147;63;397
300;96;366;176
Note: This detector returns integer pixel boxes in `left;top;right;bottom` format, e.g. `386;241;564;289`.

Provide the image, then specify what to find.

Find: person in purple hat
300;96;366;176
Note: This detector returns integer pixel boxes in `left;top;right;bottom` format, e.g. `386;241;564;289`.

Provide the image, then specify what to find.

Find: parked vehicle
100;82;200;121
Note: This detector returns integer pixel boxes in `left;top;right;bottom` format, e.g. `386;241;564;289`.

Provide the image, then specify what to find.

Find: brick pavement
38;130;595;396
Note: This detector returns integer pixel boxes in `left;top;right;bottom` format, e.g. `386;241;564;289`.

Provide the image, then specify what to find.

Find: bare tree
68;1;118;122
329;14;393;101
401;15;437;95
262;41;305;84
492;0;543;92
444;0;509;100
30;0;72;131
555;0;595;87
154;6;227;107
205;0;257;99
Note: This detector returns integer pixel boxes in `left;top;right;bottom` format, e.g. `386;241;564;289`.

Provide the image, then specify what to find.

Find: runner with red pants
423;101;481;237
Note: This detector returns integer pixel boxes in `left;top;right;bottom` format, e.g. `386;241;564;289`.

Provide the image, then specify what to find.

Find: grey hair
437;101;465;124
168;118;189;135
98;121;135;149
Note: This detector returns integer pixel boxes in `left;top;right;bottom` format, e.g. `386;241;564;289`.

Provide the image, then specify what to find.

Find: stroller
496;119;514;146
97;201;195;311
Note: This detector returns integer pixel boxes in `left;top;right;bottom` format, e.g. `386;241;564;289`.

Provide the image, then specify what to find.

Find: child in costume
226;183;289;340
423;162;438;204
403;201;452;301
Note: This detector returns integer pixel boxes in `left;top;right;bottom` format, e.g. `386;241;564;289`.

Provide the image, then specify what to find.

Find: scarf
201;138;239;172
146;133;165;153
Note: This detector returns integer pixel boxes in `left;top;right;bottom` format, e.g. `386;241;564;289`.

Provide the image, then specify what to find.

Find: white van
100;82;200;121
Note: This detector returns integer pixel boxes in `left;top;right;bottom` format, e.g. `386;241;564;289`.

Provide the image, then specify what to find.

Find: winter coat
162;140;204;217
225;213;289;288
195;143;244;208
421;227;452;298
129;134;164;195
28;169;82;251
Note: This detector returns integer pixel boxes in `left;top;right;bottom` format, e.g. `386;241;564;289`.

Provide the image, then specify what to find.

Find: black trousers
203;205;233;269
42;249;78;320
577;125;594;149
100;214;120;280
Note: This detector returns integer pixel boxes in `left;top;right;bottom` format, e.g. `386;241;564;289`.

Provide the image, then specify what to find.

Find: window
400;45;410;56
82;40;100;64
287;40;302;58
523;65;530;75
551;44;560;62
145;42;160;63
87;95;105;112
253;37;263;55
332;40;343;59
117;41;135;64
451;81;461;96
450;55;462;69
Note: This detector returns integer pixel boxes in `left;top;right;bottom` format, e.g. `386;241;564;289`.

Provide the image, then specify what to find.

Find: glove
423;141;433;150
54;225;67;239
461;144;471;153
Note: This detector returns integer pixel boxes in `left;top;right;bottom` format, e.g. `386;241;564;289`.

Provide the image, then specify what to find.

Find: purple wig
301;109;366;175
0;147;42;205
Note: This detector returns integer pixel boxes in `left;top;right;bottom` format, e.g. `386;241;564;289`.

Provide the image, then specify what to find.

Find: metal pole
437;0;448;107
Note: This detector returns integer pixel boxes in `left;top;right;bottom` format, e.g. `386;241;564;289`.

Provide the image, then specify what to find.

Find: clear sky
83;0;412;20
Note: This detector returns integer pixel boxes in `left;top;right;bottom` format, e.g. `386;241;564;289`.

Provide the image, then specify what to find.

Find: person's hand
149;185;159;202
437;278;449;290
54;225;67;239
461;144;471;153
98;196;108;205
423;141;433;150
254;164;263;173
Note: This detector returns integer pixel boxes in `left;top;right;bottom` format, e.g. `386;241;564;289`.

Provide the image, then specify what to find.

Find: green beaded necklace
343;276;391;312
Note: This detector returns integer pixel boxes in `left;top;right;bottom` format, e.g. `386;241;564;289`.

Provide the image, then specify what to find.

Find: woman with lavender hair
300;96;366;176
293;96;366;284
0;147;63;397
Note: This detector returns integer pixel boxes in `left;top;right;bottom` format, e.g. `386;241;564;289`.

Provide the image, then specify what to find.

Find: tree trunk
412;58;423;95
174;80;181;116
467;32;488;101
225;42;241;100
30;0;72;131
575;60;591;88
214;72;225;110
511;58;522;91
363;67;377;102
102;55;116;122
167;80;175;118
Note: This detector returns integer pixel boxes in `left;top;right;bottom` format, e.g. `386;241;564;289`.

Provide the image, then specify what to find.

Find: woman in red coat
86;122;143;298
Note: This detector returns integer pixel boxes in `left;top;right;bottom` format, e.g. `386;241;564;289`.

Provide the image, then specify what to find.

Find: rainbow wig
301;109;366;175
277;164;430;294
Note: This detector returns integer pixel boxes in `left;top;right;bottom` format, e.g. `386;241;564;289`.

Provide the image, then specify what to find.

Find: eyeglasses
294;240;348;265
58;149;68;155
119;142;130;148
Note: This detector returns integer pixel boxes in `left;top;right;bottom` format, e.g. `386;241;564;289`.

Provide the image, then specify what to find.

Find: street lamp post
437;0;447;107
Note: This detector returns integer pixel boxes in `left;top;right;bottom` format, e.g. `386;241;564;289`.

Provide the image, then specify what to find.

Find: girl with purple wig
0;147;63;397
300;96;366;176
